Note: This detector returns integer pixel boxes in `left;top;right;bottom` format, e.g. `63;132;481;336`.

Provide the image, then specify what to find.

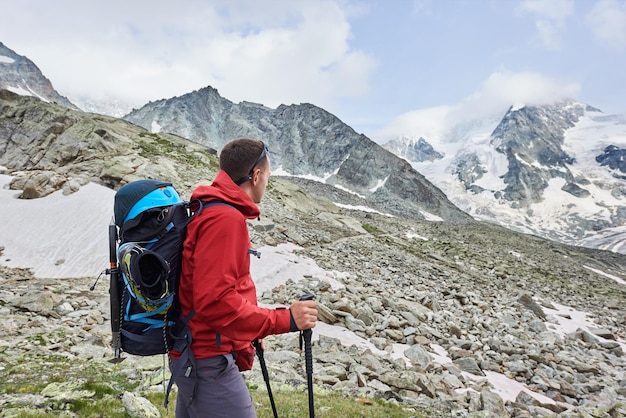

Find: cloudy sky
2;0;625;141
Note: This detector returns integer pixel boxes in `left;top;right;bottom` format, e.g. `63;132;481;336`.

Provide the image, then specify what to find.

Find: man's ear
251;168;261;185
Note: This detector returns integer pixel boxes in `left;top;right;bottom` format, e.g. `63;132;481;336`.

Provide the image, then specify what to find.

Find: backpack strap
193;199;233;216
165;308;196;408
195;200;260;260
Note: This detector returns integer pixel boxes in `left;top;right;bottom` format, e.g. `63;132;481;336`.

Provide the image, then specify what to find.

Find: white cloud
372;105;450;142
374;70;580;142
2;0;624;137
460;70;580;112
586;0;626;49
198;3;377;109
518;0;574;49
1;0;376;112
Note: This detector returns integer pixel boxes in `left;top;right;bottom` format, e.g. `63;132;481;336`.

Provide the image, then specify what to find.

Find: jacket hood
190;170;260;219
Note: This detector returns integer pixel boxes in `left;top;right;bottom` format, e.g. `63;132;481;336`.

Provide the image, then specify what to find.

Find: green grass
362;224;384;235
251;390;424;418
0;352;139;417
3;386;425;418
136;132;216;169
146;388;424;418
0;351;427;417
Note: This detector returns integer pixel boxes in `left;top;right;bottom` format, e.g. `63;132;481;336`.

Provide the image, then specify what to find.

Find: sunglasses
248;142;269;175
235;142;270;185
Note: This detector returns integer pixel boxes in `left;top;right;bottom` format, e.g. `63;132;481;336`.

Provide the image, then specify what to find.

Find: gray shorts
171;353;256;418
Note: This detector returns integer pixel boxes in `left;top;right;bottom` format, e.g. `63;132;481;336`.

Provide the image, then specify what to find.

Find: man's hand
289;300;318;330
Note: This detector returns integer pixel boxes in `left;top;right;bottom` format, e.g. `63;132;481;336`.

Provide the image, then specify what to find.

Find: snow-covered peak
383;101;626;254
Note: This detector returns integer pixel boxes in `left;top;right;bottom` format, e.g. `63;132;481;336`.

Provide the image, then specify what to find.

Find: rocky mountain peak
124;87;472;223
491;101;588;204
0;42;78;110
382;136;444;163
596;145;626;179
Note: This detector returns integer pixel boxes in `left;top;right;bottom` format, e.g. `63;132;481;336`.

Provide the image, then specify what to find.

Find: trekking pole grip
299;293;314;372
299;293;315;302
299;294;315;418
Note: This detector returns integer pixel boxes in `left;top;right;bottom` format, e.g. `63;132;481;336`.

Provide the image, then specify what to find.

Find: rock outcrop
0;89;218;198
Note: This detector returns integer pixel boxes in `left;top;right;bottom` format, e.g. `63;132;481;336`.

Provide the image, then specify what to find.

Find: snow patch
420;210;443;222
0;174;112;278
6;85;34;97
542;298;626;352
482;370;556;404
406;231;429;241
0;55;15;64
334;202;394;217
332;184;367;199
151;120;162;133
251;242;347;295
584;265;626;286
369;176;388;193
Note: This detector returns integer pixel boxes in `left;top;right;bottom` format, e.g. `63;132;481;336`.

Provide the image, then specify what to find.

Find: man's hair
219;138;267;182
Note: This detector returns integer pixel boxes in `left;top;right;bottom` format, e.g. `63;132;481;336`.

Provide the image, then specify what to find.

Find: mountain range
1;41;624;255
121;90;626;254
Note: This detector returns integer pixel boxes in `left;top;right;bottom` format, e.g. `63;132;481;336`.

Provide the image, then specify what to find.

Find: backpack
107;179;211;406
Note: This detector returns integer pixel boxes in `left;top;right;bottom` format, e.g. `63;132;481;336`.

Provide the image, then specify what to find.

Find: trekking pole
107;219;124;363
253;339;278;418
299;294;315;418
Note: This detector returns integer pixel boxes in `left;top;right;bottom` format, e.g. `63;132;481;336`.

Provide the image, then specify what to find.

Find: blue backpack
108;179;216;406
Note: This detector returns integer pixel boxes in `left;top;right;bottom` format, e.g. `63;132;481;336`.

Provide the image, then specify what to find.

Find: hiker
170;138;318;418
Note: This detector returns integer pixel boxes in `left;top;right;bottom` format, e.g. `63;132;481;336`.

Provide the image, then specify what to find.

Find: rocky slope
0;89;218;198
1;184;625;417
1;92;625;417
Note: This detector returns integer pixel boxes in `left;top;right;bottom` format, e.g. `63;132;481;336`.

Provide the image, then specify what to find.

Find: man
170;138;318;417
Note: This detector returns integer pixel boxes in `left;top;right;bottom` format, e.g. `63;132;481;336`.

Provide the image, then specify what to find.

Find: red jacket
172;170;292;361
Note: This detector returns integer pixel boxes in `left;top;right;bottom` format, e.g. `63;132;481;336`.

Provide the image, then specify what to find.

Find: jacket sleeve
190;208;292;341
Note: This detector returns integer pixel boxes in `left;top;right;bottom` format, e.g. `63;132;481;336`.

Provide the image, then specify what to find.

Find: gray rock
588;327;616;340
453;357;484;376
11;291;55;316
404;344;434;368
121;392;160;418
344;315;367;332
480;389;509;417
40;381;95;402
